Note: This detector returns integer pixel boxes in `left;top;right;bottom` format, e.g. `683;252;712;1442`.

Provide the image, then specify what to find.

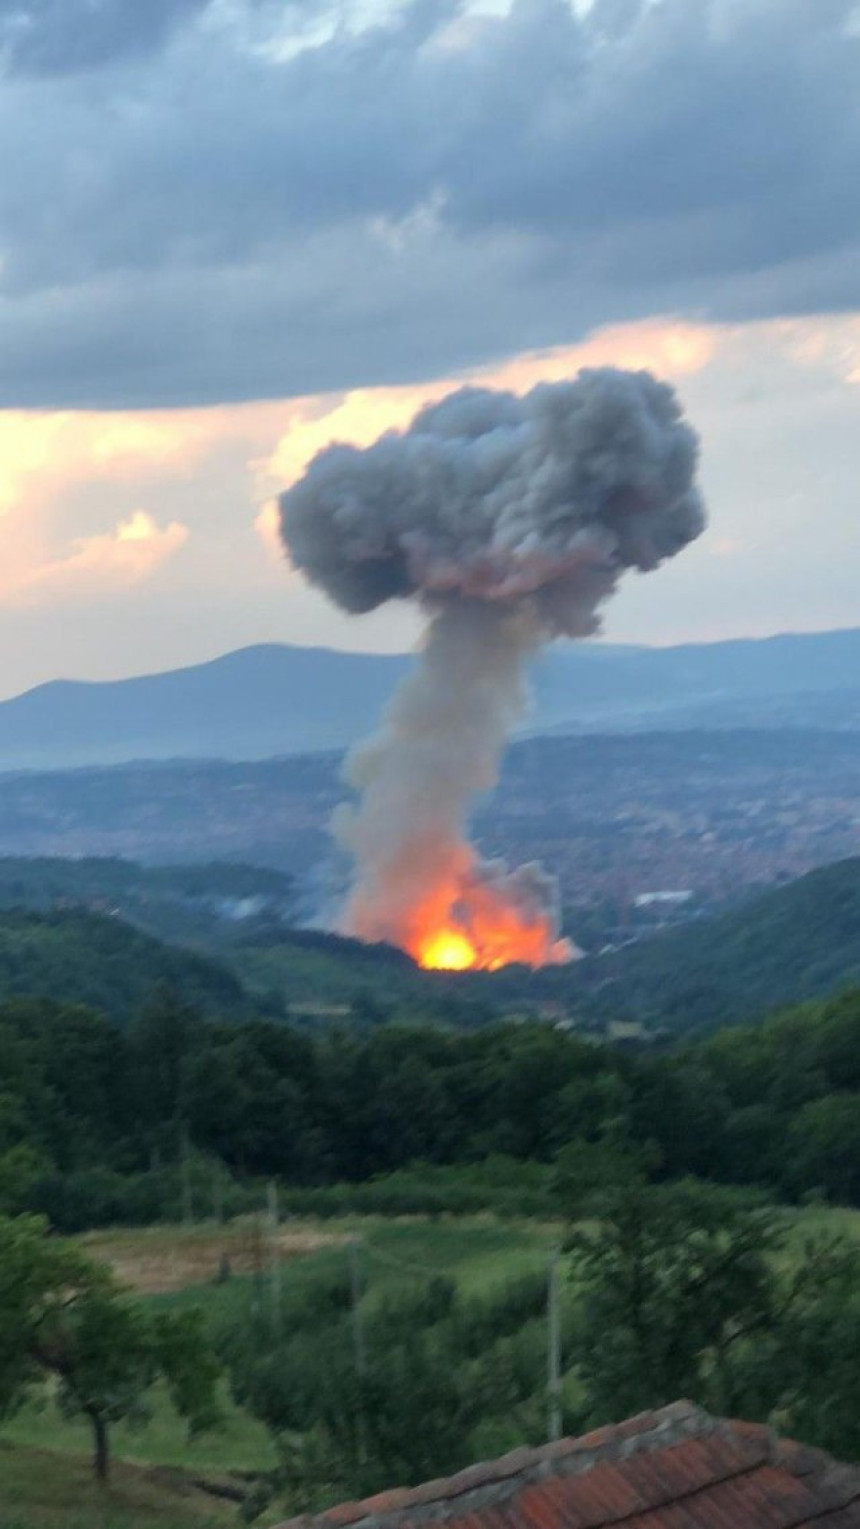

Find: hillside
0;856;474;1024
0;855;297;946
1;628;859;769
0;907;261;1025
582;857;860;1034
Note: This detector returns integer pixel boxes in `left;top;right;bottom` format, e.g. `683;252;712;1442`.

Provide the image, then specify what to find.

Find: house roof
277;1399;860;1529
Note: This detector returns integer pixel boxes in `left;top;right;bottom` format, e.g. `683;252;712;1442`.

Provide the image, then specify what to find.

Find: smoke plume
279;368;706;969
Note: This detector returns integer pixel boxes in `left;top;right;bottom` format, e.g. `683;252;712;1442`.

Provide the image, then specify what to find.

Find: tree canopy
0;1214;219;1482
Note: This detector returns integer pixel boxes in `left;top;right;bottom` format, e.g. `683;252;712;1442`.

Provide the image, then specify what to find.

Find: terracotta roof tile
275;1402;860;1529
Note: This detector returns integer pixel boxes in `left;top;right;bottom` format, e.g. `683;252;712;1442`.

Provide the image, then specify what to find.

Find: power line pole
180;1124;193;1227
348;1236;366;1378
547;1247;562;1443
267;1180;282;1336
349;1236;368;1468
212;1163;224;1225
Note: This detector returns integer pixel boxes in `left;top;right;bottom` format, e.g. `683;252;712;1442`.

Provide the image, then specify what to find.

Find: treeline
4;985;860;1227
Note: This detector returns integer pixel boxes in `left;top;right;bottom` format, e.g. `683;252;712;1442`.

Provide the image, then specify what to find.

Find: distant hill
0;645;409;769
0;857;481;1026
580;857;860;1034
0;628;859;768
0;855;297;946
0;907;261;1026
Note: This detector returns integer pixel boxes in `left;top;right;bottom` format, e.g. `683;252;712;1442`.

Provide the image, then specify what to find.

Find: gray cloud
0;0;858;405
0;0;213;74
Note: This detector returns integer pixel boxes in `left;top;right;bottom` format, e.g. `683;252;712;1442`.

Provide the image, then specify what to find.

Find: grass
126;1215;560;1323
353;1215;558;1294
0;1440;234;1529
1;1381;276;1477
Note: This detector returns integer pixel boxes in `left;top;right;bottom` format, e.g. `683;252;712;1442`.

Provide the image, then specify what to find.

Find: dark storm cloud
0;0;858;405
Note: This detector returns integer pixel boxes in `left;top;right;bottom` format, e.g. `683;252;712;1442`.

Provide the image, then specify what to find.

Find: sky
0;0;858;698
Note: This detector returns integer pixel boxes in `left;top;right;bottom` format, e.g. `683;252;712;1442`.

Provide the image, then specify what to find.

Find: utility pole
267;1180;281;1336
349;1236;367;1467
547;1247;562;1443
251;1212;264;1323
180;1124;193;1227
348;1236;366;1378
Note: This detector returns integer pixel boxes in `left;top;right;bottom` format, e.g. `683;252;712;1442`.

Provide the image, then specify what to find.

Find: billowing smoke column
279;368;706;971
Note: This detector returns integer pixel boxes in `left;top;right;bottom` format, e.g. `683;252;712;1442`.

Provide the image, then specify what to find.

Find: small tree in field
0;1213;220;1483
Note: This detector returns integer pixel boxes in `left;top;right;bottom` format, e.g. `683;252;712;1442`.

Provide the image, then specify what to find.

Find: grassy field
73;1219;351;1295
0;1441;233;1529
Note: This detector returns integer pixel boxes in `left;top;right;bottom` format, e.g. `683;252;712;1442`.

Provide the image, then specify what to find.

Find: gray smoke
279;367;706;967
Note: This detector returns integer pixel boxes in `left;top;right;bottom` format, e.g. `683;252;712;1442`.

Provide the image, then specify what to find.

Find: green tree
569;1180;782;1421
715;1233;860;1459
0;1213;219;1483
787;1092;860;1202
569;1177;860;1452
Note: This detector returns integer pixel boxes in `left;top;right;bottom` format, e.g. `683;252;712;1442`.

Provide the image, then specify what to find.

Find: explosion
420;930;476;972
279;368;706;971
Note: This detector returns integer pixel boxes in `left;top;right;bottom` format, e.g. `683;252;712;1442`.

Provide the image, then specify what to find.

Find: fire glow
407;869;575;973
417;928;478;971
415;924;569;973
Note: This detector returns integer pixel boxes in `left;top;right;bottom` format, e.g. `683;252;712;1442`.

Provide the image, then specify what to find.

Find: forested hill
0;908;259;1025
0;855;297;946
0;857;484;1025
586;856;860;1035
0;892;489;1030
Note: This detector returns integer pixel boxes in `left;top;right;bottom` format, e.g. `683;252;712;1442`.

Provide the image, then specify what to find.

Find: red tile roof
276;1400;860;1529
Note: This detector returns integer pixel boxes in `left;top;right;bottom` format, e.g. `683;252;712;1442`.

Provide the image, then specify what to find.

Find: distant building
277;1400;860;1529
633;890;694;909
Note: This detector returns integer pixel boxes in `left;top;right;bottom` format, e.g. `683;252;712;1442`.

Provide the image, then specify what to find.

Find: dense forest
3;985;860;1229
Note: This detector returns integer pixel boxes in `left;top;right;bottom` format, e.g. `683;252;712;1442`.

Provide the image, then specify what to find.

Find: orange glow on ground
417;928;478;970
411;915;573;973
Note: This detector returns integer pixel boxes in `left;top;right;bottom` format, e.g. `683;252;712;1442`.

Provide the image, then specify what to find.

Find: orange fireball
418;928;478;971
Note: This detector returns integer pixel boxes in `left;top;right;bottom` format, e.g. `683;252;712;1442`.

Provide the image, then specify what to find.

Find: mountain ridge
1;627;859;769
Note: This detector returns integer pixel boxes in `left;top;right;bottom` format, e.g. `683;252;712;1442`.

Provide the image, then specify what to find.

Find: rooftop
277;1400;860;1529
